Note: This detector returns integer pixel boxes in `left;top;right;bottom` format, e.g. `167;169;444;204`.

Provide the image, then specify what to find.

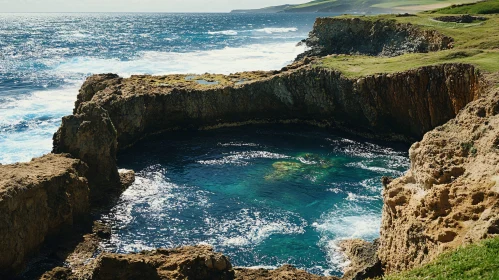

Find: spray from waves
313;204;382;272
0;83;80;164
253;27;299;34
206;27;299;36
54;42;307;77
207;30;239;36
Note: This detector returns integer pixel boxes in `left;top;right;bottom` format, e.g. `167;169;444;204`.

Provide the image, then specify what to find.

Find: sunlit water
0;13;326;163
100;125;409;276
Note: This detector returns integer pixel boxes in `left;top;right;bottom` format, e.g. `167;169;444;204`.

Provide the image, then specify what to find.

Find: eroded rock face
338;239;382;280
0;154;89;275
53;101;120;203
63;64;481;150
379;85;499;273
92;246;234;280
299;17;453;59
235;265;338;279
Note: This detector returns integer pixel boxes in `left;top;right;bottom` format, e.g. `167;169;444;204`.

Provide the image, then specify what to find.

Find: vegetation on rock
383;237;499;280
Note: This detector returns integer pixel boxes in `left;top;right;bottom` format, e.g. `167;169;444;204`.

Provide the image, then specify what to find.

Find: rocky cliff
379;82;499;273
299;17;453;59
0;154;89;276
52;63;481;200
4;14;495;279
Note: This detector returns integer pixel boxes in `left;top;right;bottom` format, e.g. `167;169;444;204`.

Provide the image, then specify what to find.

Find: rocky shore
1;12;498;280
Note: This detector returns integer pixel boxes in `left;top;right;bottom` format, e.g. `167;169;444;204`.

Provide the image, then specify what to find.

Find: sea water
0;13;410;276
0;12;322;163
101;126;409;276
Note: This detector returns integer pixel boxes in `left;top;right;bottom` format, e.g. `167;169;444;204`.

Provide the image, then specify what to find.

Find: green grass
372;0;476;9
427;0;499;14
284;0;477;12
383;237;499;280
315;12;499;78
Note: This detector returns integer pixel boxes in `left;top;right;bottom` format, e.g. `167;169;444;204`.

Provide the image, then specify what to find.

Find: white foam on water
0;83;80;164
54;42;307;77
211;209;306;247
253;27;298;34
346;192;380;202
198;151;290;166
207;30;239;36
313;204;382;273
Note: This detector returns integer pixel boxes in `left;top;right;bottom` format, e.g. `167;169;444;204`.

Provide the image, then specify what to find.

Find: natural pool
100;125;409;276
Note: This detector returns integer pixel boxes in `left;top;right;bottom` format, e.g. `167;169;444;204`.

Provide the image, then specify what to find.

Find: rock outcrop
379;84;499;272
91;246;234;280
53;101;120;203
0;154;89;276
235;265;337;279
299;17;453;59
338;239;382;280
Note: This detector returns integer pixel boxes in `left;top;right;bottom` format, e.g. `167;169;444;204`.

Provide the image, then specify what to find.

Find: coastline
2;4;499;279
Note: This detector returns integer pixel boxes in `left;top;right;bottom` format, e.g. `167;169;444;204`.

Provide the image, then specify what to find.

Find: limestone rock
0;154;89;275
338;239;382;280
91;245;234;280
235;265;338;280
298;17;453;59
53;102;120;203
379;84;499;273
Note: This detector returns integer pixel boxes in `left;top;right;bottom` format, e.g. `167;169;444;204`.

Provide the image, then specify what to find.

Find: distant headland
230;0;479;14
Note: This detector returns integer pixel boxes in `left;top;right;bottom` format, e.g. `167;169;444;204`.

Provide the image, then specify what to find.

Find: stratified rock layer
300;17;453;59
379;85;499;272
0;154;89;275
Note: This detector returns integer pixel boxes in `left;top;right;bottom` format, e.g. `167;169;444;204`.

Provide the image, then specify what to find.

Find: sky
0;0;308;13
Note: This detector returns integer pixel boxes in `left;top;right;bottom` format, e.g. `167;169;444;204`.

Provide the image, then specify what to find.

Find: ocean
0;13;409;277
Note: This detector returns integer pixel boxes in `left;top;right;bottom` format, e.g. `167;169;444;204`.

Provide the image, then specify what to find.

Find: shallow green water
101;125;409;276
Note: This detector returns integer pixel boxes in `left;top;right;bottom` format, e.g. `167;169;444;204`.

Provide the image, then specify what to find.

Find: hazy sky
1;0;307;13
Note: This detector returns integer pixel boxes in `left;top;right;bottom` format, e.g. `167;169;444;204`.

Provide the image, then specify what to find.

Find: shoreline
2;4;499;279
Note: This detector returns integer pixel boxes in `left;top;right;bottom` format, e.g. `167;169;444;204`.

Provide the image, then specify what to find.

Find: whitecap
207;30;238;36
253;27;298;34
53;42;307;77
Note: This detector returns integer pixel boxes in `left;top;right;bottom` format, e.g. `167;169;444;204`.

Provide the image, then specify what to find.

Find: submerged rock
266;154;334;180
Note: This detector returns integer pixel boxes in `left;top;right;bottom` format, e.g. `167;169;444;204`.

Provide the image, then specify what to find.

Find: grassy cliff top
315;5;499;78
426;0;499;14
383;236;499;279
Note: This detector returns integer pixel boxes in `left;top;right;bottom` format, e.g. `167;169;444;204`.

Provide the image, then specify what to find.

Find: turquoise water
101;125;409;276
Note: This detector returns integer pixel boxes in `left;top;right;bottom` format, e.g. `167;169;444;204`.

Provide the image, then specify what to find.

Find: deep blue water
0;13;324;163
101;125;409;276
